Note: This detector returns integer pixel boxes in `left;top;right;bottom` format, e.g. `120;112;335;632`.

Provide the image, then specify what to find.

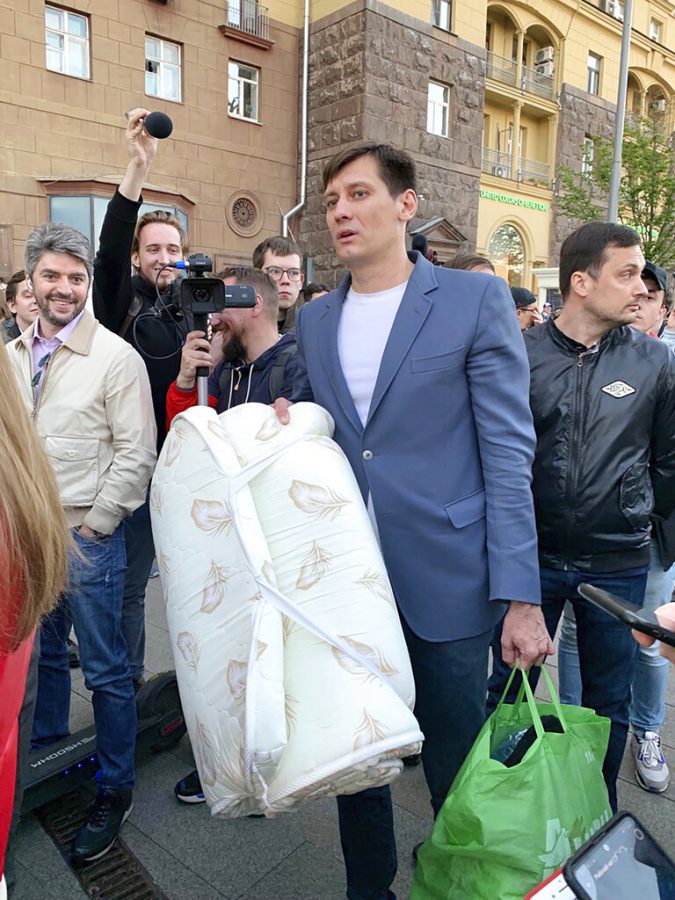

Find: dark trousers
122;496;155;681
486;566;648;812
337;619;492;900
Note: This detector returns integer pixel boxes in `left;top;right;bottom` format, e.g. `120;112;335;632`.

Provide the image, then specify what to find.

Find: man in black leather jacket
488;222;675;811
93;109;189;690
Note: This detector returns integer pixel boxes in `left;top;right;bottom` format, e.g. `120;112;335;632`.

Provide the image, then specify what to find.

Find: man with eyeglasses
252;235;305;333
511;287;544;331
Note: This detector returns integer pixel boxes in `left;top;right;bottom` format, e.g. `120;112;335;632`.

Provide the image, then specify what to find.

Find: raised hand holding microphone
125;108;158;171
119;107;175;202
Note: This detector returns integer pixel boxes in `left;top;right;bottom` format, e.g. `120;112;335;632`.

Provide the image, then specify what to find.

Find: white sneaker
631;731;670;793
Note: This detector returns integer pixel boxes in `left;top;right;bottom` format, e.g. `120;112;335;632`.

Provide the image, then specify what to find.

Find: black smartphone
563;812;675;900
577;584;675;648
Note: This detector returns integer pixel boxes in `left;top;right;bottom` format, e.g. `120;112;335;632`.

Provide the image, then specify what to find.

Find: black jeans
337;619;493;899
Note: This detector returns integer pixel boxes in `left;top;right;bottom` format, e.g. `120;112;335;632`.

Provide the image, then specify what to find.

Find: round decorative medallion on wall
226;191;263;237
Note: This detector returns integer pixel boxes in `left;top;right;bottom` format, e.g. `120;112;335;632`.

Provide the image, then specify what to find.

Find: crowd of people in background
1;114;674;900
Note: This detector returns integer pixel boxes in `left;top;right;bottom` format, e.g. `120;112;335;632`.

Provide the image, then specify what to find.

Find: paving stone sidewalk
11;578;675;899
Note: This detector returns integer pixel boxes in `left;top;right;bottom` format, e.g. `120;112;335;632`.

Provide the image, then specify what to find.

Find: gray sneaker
631;731;670;793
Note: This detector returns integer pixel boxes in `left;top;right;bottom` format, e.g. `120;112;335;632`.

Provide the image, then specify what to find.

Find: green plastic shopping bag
411;667;612;900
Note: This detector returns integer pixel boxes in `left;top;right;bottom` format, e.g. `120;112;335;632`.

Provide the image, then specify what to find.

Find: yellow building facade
0;0;673;287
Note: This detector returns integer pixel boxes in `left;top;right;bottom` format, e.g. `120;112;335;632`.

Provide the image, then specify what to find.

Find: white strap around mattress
187;410;398;690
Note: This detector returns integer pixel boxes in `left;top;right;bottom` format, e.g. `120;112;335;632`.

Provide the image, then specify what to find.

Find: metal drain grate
35;790;170;899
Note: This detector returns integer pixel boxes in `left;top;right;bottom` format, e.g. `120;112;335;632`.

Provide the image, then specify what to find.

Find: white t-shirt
337;280;408;538
337;281;408;426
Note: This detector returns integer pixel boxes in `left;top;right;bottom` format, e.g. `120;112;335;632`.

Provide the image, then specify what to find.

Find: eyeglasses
263;266;303;283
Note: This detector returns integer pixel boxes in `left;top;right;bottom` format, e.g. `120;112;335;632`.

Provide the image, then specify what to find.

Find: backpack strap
118;295;144;338
267;344;296;400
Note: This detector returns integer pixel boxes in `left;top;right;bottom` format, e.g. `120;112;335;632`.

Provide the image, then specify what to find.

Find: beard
221;331;248;365
36;293;84;328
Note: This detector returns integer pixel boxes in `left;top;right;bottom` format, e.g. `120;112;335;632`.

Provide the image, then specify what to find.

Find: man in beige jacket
9;222;156;862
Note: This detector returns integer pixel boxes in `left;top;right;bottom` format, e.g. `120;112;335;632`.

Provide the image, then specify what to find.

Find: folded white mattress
151;402;423;817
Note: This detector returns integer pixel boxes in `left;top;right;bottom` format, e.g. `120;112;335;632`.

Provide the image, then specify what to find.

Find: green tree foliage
555;119;675;268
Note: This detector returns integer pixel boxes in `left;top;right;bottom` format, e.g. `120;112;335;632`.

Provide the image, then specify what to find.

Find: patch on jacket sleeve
601;380;636;398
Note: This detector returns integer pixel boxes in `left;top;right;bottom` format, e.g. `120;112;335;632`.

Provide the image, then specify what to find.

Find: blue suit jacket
292;253;541;641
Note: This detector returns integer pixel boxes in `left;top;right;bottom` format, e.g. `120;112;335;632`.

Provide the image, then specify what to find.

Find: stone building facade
551;84;616;263
297;0;486;283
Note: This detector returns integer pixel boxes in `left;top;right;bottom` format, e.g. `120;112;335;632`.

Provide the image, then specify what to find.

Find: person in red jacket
0;343;68;894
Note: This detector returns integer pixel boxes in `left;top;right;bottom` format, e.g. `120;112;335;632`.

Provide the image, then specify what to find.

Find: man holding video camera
165;264;298;803
93;108;189;692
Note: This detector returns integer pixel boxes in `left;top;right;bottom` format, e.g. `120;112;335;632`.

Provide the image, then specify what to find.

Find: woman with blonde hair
0;341;69;896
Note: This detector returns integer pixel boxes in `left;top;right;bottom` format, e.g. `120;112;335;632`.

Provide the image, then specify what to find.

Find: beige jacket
9;310;157;534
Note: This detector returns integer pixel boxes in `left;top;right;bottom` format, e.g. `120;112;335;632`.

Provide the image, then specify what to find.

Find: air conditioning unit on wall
535;46;554;64
651;98;667;112
535;61;554;77
492;165;508;177
603;0;624;20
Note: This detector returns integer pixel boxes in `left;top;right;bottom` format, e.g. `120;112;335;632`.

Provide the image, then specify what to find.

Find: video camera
168;253;257;406
173;253;256;315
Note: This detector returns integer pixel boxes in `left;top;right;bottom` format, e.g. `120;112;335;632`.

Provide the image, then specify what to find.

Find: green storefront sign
480;190;549;213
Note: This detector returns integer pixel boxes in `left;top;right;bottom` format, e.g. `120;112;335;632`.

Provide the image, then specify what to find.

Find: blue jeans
557;601;580;704
337;619;492;899
486;566;647;812
558;542;674;736
122;496;155;680
31;526;137;792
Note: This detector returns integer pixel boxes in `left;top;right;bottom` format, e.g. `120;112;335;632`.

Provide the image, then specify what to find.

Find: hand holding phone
563;812;675;900
577;586;675;649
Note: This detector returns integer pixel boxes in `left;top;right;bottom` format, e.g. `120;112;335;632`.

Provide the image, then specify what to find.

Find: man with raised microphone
93;108;188;694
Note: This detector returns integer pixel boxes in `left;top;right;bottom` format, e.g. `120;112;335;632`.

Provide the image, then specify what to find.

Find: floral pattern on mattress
151;402;424;817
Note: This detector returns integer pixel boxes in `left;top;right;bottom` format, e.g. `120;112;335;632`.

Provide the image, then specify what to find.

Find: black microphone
144;111;173;139
411;234;429;258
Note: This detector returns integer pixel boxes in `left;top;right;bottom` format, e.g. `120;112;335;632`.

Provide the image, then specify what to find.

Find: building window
488;224;525;287
49;195;188;250
649;19;662;42
44;6;90;79
145;36;182;102
587;52;602;96
427;81;449;137
228;62;259;121
431;0;451;31
582;136;594;176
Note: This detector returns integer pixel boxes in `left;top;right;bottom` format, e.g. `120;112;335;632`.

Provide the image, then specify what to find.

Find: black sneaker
402;753;421;768
72;788;133;862
174;769;205;803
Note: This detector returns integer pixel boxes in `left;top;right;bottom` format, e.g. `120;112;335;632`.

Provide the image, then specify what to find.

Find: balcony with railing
521;64;555;101
518;157;551;186
482;147;513;178
482;148;551;187
219;0;272;47
486;53;556;102
486;52;517;87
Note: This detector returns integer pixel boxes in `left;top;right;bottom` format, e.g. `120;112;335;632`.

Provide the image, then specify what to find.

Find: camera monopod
172;255;256;405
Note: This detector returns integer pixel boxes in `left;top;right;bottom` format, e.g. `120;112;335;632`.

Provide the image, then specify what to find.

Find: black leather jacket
525;319;675;572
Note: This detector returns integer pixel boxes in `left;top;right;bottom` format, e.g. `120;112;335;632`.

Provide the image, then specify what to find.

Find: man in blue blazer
276;143;552;899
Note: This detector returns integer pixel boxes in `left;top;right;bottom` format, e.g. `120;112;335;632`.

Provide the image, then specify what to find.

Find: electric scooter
22;671;185;812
